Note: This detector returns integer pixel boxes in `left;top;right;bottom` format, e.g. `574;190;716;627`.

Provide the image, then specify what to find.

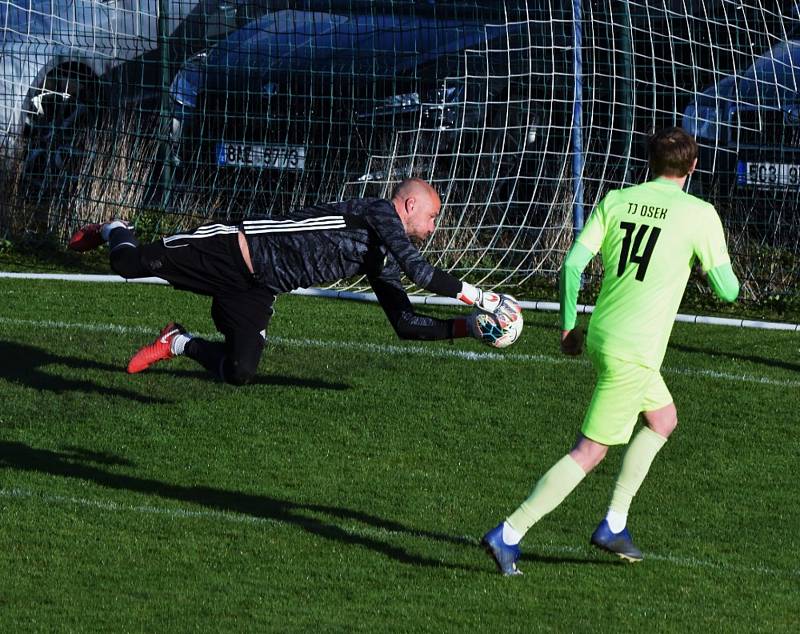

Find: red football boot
127;322;186;374
68;223;104;252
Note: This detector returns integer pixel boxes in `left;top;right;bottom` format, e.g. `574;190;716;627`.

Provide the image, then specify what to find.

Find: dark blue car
682;39;800;193
169;5;535;212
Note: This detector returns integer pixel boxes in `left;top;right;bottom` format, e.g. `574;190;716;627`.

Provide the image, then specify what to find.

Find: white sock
502;520;523;545
101;219;128;241
170;333;192;356
605;509;627;533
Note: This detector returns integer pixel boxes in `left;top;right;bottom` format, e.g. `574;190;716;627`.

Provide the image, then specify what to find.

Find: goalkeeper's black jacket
240;198;463;340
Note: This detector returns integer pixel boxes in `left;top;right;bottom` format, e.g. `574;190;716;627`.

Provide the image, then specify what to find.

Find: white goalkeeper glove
458;282;501;312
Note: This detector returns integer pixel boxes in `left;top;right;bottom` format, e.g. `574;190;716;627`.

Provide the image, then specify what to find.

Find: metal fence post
158;0;173;210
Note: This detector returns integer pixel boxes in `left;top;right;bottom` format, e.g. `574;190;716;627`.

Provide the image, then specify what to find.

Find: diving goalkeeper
482;127;740;574
69;178;517;385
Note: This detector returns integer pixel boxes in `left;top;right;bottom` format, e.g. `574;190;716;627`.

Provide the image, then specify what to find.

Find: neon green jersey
576;177;732;368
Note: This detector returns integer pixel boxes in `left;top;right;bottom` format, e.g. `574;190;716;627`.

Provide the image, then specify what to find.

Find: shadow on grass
146;367;351;390
0;340;170;404
669;343;800;373
3;441;526;572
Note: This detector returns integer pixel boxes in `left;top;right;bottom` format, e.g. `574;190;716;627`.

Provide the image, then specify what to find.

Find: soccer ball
472;294;523;348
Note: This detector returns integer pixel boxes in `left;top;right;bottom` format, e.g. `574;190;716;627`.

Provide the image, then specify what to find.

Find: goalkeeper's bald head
390;178;442;242
391;178;440;207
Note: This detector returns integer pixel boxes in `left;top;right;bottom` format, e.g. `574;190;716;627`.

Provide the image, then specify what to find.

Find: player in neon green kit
481;127;740;575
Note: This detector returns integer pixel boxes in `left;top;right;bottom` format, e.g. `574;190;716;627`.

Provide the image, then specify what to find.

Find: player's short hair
648;127;698;177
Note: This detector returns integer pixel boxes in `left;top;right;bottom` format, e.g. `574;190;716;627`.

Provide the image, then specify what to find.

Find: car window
737;41;800;101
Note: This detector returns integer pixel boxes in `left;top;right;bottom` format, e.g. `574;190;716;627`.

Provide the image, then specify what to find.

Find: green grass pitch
0;278;798;632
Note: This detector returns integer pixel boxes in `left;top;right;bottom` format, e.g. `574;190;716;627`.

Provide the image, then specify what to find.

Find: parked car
0;0;249;187
682;39;800;194
168;5;543;213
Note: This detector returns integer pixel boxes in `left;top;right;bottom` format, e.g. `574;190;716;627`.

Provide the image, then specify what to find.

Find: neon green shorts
581;347;673;445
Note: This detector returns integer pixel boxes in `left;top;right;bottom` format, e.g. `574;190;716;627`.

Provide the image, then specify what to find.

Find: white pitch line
2;487;796;578
2;272;799;331
0;316;797;388
661;365;800;388
280;337;800;388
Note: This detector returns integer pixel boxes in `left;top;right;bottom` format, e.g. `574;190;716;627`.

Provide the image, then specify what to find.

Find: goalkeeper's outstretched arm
370;276;473;341
364;201;501;313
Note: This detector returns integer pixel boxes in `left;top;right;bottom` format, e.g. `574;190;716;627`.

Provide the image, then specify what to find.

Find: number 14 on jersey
617;221;661;281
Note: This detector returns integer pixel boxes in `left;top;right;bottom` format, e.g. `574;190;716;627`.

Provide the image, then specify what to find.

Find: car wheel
22;68;99;196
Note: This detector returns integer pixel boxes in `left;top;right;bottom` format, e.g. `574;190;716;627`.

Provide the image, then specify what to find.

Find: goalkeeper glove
493;294;522;328
466;293;523;346
467;309;501;341
457;282;501;311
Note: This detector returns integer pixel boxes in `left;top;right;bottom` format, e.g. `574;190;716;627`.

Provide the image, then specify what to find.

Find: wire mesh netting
0;0;798;300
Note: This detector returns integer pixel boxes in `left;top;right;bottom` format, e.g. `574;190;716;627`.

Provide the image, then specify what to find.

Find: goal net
0;0;798;300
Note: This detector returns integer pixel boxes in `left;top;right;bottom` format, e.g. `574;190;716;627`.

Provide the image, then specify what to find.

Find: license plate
737;160;800;188
216;143;305;170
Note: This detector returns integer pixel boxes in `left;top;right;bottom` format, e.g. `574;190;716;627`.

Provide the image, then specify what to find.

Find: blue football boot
481;522;523;576
590;519;643;562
